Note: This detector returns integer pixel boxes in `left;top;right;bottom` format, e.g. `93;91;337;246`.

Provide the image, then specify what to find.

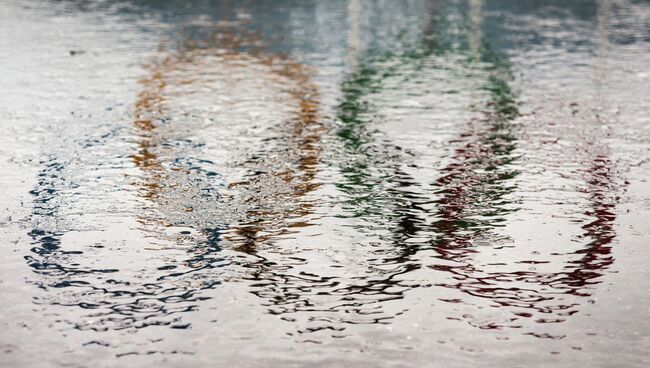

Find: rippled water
1;0;650;367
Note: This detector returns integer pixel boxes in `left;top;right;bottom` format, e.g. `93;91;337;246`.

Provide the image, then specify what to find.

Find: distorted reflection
427;0;624;335
14;0;646;364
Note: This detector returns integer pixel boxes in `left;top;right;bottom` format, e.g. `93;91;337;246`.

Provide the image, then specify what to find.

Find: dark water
1;0;650;367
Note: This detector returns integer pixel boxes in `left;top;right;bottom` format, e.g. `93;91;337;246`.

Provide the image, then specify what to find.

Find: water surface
1;0;650;367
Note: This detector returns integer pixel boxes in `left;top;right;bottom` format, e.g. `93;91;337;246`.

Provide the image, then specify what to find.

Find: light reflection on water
1;0;649;366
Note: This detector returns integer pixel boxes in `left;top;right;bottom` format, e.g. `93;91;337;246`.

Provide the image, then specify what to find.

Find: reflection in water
24;0;622;335
129;13;336;339
130;17;331;334
223;55;324;252
27;156;116;279
565;0;620;297
13;0;646;364
330;0;626;336
332;0;523;331
429;0;528;329
428;0;623;334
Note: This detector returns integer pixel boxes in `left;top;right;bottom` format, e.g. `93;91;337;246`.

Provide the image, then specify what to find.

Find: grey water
1;0;650;367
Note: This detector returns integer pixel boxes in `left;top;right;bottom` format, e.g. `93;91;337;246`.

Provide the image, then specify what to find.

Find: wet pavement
1;0;650;367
